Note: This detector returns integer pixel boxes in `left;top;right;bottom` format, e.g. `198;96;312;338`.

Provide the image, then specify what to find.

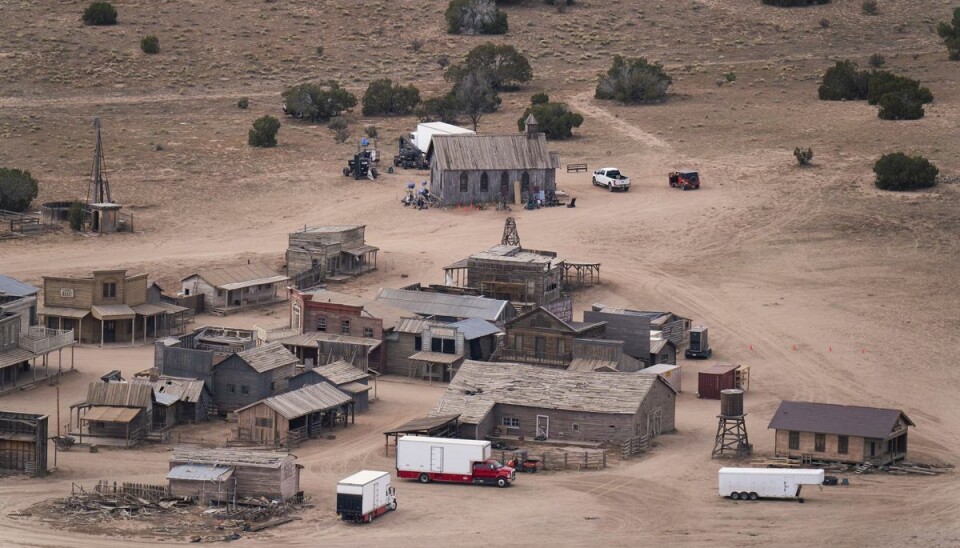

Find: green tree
518;102;584;140
761;0;829;5
445;0;508;35
938;8;960;60
248;116;281;147
446;43;533;91
877;93;925;120
0;168;39;212
361;79;421;116
68;201;86;231
596;55;672;103
455;71;501;131
140;35;160;54
866;71;933;105
817;60;869;101
415;93;463;124
83;2;117;25
530;92;549;105
282;81;357;123
873;153;938;191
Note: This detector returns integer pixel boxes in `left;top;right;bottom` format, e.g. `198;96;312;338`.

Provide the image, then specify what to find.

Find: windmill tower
85;118;123;233
712;389;752;458
501;217;520;247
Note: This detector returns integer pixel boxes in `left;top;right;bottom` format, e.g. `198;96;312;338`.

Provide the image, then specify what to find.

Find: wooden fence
495;448;607;471
621;434;650;459
95;480;169;500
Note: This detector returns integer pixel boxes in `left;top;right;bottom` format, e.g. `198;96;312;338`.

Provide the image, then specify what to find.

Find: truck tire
496;477;508;488
389;500;398;511
592;177;598;186
730;492;740;500
371;168;378;179
748;492;758;501
418;473;431;484
608;184;614;192
739;492;750;501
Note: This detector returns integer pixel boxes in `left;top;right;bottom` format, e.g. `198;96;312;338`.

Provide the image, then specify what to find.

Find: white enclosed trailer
719;467;824;502
336;470;396;523
410;122;475;153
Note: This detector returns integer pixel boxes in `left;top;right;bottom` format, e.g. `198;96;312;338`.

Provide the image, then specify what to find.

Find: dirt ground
2;0;960;546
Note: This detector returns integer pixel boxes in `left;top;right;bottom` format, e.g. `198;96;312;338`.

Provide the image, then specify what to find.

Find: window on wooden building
363;327;374;338
102;282;117;298
480;172;489;192
255;417;273;428
572;423;580;432
815;433;826;452
292;302;302;331
228;384;236;394
341;320;350;335
501;417;520;428
838;435;849;454
521;171;530;194
414;335;422;351
317;317;326;332
241;385;249;395
459;172;468;192
788;431;800;450
270;381;276;392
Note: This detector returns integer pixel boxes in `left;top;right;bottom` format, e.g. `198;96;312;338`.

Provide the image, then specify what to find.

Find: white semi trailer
718;467;824;502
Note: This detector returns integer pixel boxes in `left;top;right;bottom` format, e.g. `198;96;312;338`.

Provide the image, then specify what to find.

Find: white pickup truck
592;167;631;192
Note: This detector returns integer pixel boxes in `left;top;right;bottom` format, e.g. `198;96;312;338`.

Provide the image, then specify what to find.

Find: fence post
564;453;568;469
603;451;607;468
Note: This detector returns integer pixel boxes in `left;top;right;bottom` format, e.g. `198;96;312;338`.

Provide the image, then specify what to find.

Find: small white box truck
396;436;516;487
719;467;824;502
336;470;397;523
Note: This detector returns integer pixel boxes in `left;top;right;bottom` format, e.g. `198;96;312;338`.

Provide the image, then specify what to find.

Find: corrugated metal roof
432;134;559;171
339;382;371;394
172;447;293;469
394;317;445;334
341;244;379;257
376;288;508;322
0;276;39;297
450;318;501;340
86;382;153;408
132;303;168;316
383;414;461;435
235;342;298;373
768;401;914;440
39;306;90;319
155;376;206;404
277;332;381;350
167;464;233;481
302;289;406;330
237;383;352;420
431;360;673;423
92;304;136;320
312;360;369;385
183;263;289;290
293;225;363;234
702;364;740;375
82;406;141;423
0;347;35;369
409;351;464;365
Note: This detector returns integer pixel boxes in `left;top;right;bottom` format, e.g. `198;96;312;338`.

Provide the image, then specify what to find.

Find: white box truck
396;436;516;487
718;467;825;502
336;470;397;523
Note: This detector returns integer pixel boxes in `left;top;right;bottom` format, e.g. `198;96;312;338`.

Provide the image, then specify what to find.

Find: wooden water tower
712;389;751;458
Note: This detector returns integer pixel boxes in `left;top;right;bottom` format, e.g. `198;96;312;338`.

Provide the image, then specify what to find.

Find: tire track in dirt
568;91;672;151
0;89;277;109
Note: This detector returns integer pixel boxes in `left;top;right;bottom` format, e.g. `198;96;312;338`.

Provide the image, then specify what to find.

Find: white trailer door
536;415;549;439
373;481;381;509
430;446;444;472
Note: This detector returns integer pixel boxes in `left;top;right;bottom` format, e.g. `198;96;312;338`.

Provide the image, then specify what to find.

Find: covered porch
0;327;75;395
340;244;379;276
212;276;289;315
70;405;145;448
408;351;464;383
40;307;89;342
91;304;136;346
132;303;191;340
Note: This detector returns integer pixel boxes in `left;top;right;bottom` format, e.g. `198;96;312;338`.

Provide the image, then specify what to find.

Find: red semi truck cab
396;436;516;488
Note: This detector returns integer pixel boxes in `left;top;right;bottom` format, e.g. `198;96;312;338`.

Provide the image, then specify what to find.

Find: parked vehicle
685;325;712;359
507;450;542;473
336;470;397;523
396;436;516;487
409;122;475;154
592;167;631;192
718;468;824;502
669;170;701;190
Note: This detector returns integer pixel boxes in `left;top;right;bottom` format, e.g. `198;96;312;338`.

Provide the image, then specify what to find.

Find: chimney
524;114;540;139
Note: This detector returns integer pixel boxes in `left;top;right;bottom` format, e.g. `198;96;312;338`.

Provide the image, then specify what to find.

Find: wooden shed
697;364;739;400
180;263;289;315
70;382;154;447
169;447;300;502
235;383;354;446
212;342;298;413
640;364;682;393
0;411;48;477
288;359;372;412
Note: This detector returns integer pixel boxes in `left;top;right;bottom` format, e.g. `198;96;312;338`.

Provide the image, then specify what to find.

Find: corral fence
621;434;650;459
93;480;169;500
566;163;588;173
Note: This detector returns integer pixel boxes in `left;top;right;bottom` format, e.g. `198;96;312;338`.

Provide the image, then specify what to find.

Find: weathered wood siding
492;404;637;443
169;478;235;503
237;402;285;444
384;332;420;376
466;260;563;306
181;275;220;311
636;380;676;438
774;430;871;464
432;168;556;206
212;357;294;412
651;343;676;366
157;344;216;392
583;310;651;360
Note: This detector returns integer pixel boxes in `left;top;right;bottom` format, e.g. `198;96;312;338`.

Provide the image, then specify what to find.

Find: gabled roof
301;289;406;330
376;288;510;323
432;360;675;423
237;383;352;420
432;134;559;171
171;447;293;469
182;263;289;290
232;342;298;373
86;382;153;408
311;359;369;385
394;317;446;334
154;376;207;405
0;276;39;297
507;306;604;335
167;464;233;482
768;401;915;439
449;318;501;340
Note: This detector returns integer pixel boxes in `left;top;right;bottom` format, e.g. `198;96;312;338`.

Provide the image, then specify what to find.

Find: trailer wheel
748;492;758;501
730;492;740;500
389;500;398;511
496;477;508;488
418;473;431;484
739;492;750;501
